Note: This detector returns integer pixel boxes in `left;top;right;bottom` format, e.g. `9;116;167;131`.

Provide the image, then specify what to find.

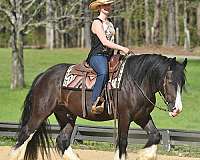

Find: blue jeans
89;55;109;103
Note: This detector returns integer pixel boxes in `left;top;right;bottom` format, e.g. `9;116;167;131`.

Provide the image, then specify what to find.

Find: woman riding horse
10;53;187;160
87;0;129;114
9;1;188;159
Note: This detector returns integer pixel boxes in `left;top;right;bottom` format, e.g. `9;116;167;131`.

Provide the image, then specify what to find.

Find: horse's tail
17;72;53;160
19;72;43;127
24;121;53;160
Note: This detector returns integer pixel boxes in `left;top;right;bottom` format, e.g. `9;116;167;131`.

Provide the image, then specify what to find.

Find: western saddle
71;54;124;78
64;54;125;117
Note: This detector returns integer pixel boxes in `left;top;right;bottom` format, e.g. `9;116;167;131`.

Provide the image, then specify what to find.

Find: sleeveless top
86;18;115;63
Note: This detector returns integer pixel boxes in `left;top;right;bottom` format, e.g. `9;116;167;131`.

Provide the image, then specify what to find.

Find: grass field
0;48;200;130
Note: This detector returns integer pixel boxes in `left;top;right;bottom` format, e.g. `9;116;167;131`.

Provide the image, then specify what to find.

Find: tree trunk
124;18;130;46
10;28;25;89
151;0;161;44
81;27;84;48
175;1;179;44
84;0;91;48
184;0;190;51
77;28;81;47
197;2;200;37
145;0;150;45
167;0;177;46
162;0;167;46
84;18;91;48
10;1;25;89
46;0;55;50
60;32;65;48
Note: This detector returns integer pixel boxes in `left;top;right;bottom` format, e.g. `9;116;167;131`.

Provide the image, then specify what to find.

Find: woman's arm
92;20;129;54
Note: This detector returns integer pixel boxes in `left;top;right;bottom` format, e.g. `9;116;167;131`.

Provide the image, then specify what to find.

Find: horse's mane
124;54;186;89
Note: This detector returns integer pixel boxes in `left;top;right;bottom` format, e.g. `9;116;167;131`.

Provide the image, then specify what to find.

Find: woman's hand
121;47;130;55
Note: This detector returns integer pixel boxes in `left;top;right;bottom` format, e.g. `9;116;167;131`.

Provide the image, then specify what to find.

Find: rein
124;51;169;112
133;80;169;112
124;52;170;112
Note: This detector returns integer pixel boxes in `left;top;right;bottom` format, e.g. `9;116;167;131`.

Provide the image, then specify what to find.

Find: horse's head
161;58;187;117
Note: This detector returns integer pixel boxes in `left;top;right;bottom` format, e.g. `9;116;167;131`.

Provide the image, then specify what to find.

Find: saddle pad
62;60;126;90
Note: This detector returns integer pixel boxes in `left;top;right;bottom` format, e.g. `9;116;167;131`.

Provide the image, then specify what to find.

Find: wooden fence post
162;130;171;151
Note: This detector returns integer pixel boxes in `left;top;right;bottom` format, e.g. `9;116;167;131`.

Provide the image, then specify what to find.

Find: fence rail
0;122;200;151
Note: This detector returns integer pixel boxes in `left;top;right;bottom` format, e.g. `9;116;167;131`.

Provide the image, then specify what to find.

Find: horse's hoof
136;145;157;160
63;154;80;160
63;146;80;160
9;148;20;160
63;155;70;160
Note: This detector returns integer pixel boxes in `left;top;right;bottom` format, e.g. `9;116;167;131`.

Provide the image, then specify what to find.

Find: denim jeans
89;55;109;103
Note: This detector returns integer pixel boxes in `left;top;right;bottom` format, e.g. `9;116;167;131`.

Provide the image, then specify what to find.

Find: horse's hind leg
135;116;161;160
10;128;35;160
54;107;80;160
10;100;56;160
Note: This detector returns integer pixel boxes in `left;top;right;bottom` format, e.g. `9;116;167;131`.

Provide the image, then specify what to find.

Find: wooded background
0;0;200;89
1;0;200;49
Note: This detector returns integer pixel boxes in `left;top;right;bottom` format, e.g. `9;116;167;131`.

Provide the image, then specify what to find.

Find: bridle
133;71;172;112
123;52;172;112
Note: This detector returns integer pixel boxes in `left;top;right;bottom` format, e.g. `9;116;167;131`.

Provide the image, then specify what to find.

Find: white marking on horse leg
63;146;80;160
114;149;126;160
137;145;157;160
175;85;183;112
9;132;35;160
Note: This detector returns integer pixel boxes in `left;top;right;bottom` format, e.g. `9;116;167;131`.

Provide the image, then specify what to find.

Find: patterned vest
86;17;115;63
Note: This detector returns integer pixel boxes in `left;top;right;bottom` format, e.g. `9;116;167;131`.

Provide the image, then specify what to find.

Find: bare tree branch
0;4;11;18
0;4;15;26
24;21;47;34
4;0;12;6
23;0;38;12
24;0;33;5
64;1;80;16
20;1;45;32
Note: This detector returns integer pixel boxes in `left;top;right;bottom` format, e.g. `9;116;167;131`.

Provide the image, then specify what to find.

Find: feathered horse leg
136;117;161;160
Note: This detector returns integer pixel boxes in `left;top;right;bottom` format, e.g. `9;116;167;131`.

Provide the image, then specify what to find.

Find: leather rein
133;79;170;112
124;52;170;112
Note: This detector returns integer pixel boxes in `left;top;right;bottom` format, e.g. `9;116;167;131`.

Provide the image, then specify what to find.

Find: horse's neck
143;73;162;95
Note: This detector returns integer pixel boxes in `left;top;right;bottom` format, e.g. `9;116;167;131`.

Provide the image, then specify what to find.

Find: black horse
10;54;187;160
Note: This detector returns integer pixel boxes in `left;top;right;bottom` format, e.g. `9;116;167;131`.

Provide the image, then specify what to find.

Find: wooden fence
0;122;200;151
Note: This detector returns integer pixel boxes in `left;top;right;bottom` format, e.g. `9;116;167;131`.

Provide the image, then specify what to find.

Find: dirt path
0;146;199;160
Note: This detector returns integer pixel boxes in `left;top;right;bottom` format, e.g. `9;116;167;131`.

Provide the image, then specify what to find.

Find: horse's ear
169;57;176;70
183;58;187;68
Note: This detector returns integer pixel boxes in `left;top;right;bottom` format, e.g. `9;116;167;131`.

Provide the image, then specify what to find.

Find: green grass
0;48;200;130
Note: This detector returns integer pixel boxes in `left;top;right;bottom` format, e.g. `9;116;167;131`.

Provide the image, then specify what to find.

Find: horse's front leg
114;113;130;160
136;116;161;160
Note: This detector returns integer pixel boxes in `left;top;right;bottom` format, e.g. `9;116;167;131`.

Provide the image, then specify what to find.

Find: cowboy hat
89;0;114;11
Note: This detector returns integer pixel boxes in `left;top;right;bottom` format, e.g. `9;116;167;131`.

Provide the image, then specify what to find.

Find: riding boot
91;97;105;114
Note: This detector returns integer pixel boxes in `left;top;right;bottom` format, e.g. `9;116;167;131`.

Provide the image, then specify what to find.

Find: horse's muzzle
169;106;182;117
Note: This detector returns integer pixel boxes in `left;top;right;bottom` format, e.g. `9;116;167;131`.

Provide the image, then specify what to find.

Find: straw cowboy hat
89;0;114;11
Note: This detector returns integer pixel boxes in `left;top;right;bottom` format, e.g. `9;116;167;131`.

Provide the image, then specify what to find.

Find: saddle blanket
62;60;126;90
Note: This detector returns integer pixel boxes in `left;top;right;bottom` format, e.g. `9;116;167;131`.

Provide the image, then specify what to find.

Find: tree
151;0;161;44
0;0;45;89
53;0;82;48
197;2;200;37
83;0;91;48
162;0;167;46
145;0;151;45
46;0;55;50
167;0;177;46
175;1;180;44
183;0;190;51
